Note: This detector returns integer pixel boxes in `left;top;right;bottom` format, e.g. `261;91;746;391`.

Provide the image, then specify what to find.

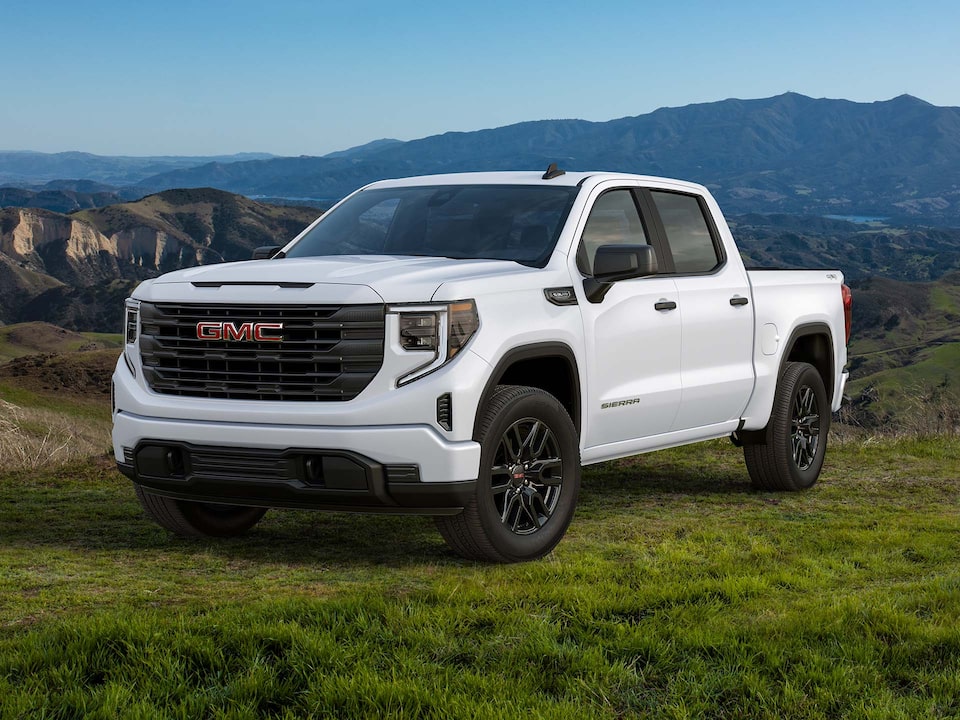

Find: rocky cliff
0;189;319;328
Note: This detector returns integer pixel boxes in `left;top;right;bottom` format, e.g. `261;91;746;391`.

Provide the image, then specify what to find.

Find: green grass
847;343;960;429
79;331;124;347
2;438;959;718
0;324;123;364
0;381;111;423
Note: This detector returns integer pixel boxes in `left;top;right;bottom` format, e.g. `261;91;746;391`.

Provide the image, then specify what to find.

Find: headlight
124;298;140;344
123;298;140;377
392;300;479;385
399;313;440;352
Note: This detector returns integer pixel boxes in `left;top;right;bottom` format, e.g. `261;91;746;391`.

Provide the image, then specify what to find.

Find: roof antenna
542;163;566;180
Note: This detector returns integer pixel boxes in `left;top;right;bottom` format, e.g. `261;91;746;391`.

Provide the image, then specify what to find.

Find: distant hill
730;215;960;281
323;138;403;159
0;151;276;186
0;189;319;329
126;93;960;223
0;187;122;213
843;272;960;429
0;322;121;364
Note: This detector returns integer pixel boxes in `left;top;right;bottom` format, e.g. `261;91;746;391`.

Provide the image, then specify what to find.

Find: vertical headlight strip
392;300;478;386
447;300;479;359
123;298;140;377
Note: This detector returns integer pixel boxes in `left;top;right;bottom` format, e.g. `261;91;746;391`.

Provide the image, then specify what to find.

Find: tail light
841;284;852;345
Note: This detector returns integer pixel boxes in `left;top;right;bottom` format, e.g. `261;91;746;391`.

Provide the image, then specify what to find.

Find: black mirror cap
252;245;282;260
592;244;658;282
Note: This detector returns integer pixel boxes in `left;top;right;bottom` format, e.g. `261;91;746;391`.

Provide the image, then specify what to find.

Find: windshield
284;184;579;267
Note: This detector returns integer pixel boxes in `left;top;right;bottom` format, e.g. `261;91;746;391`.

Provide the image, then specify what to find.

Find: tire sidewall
776;363;830;489
474;390;580;561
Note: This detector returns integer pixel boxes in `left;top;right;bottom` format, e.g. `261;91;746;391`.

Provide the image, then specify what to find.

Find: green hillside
0;322;122;363
845;273;960;428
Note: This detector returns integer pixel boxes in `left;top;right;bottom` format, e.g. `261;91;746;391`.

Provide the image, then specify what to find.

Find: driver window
577;189;649;275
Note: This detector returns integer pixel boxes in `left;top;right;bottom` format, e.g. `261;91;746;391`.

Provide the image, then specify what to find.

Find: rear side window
649;191;720;273
577;189;649;275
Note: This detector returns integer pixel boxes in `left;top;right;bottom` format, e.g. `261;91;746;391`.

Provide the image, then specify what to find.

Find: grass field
0;323;123;364
0;348;116;470
2;437;958;718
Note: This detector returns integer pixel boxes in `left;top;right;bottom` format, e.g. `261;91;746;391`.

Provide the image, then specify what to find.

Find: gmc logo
196;321;284;342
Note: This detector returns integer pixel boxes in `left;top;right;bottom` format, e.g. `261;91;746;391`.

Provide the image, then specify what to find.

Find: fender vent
437;393;452;431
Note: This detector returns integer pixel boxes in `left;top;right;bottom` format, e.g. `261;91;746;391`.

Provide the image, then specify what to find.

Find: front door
574;186;683;449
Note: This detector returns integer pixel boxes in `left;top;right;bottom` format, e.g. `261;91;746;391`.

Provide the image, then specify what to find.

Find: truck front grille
138;302;385;401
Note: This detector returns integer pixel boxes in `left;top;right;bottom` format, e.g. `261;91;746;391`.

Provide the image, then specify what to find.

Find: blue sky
3;0;958;156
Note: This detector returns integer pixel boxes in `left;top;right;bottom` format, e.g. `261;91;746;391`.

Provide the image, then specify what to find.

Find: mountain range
3;93;960;224
0;151;276;186
127;93;960;224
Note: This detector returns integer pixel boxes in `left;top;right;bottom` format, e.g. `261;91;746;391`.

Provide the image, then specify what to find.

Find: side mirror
593;244;658;282
252;245;282;260
584;244;658;303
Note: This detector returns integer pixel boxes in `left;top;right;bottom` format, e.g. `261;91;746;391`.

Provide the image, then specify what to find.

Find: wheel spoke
529;458;562;485
529;488;551;521
793;435;805;467
490;463;511;493
503;428;521;462
529;426;554;459
790;384;821;471
502;491;519;524
519;490;543;528
491;416;566;536
511;500;523;532
518;421;541;459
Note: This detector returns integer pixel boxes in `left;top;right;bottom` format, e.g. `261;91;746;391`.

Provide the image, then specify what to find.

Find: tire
743;361;830;491
134;484;267;538
436;385;581;563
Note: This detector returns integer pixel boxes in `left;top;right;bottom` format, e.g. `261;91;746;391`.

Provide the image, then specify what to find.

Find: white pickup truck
112;167;852;562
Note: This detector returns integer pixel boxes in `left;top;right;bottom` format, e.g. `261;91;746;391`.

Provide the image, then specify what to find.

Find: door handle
654;299;677;311
730;296;749;306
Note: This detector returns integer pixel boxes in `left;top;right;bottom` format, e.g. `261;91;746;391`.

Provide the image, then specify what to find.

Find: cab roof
364;170;708;195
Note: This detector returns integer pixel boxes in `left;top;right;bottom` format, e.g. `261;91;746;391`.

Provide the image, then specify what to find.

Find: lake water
823;214;888;224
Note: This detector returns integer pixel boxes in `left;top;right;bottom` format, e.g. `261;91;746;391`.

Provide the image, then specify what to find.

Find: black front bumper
117;441;475;515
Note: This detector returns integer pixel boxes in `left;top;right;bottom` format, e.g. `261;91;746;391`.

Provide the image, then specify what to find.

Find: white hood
136;255;543;304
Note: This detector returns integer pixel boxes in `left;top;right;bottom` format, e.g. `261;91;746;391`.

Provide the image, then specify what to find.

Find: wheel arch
780;323;835;404
473;342;581;441
738;322;835;445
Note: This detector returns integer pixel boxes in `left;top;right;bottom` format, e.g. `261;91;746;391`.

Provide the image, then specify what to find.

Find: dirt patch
3;322;94;353
0;349;118;397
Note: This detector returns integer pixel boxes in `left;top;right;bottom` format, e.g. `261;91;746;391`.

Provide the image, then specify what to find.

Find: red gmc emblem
196;321;284;342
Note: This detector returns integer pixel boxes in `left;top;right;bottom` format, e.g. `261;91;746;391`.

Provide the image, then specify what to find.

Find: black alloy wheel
791;383;821;471
435;385;580;562
491;417;564;535
743;361;830;491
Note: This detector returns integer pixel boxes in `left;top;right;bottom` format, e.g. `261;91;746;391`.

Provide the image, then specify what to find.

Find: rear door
644;189;755;430
574;185;683;448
